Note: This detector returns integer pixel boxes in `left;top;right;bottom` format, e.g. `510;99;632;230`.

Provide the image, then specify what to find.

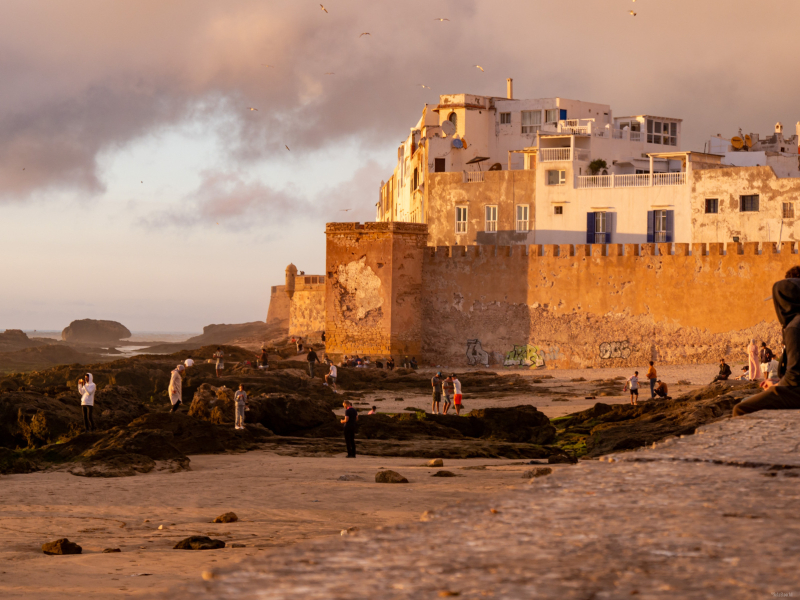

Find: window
587;211;612;244
705;199;718;214
554;206;563;215
516;205;530;231
455;206;468;234
448;111;458;131
545;109;559;124
521;110;541;133
594;212;608;243
434;158;445;173
412;167;419;190
784;202;795;219
546;170;566;185
654;210;668;242
500;112;511;125
485;205;497;232
646;119;677;146
647;210;673;243
740;195;759;212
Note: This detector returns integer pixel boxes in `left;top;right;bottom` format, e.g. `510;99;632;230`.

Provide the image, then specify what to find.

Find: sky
2;0;800;332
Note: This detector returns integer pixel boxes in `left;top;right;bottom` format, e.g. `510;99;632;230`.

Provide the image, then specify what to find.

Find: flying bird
247;107;258;111
434;18;450;22
360;32;371;37
260;64;274;68
340;208;352;212
285;145;291;151
419;84;430;89
629;10;636;16
474;65;484;72
320;4;328;13
325;72;335;75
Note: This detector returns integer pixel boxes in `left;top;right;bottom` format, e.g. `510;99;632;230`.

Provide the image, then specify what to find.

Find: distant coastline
21;331;199;343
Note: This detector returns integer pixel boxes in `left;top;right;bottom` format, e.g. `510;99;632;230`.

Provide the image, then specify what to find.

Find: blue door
560;109;567;121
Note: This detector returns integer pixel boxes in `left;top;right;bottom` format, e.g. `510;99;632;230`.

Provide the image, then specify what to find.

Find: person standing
387;356;395;371
341;400;358;458
759;342;774;380
452;374;463;415
296;337;304;354
431;371;444;414
321;331;326;343
306;347;319;377
234;384;248;430
442;375;455;415
747;339;763;381
624;371;640;405
184;356;195;369
325;363;338;392
646;361;657;399
169;365;185;413
213;347;225;378
712;359;732;383
78;373;96;432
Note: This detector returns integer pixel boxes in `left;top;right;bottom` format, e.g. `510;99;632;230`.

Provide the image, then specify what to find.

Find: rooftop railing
576;172;686;189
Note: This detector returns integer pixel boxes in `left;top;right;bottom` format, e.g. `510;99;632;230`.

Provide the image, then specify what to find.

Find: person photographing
78;373;96;433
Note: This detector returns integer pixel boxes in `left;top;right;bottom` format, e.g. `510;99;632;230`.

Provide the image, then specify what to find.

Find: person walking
442;375;455;415
759;342;774;380
296;337;304;354
341;400;358;457
169;364;185;413
431;371;444;414
306;347;319;378
646;361;657;399
325;363;338;392
747;339;763;381
213;347;225;377
712;358;732;383
78;373;97;432
452;374;464;415
234;384;248;430
624;371;640;405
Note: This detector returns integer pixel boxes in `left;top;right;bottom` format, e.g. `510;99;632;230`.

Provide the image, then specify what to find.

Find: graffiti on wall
466;339;489;367
599;341;632;360
504;344;547;368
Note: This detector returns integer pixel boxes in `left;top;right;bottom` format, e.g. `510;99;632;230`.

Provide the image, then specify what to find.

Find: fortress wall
266;285;290;329
288;285;325;338
422;241;797;369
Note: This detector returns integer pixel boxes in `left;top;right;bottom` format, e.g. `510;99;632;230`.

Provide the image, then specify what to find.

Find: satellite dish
461;138;468;149
744;134;753;148
452;139;463;149
441;121;456;136
731;136;744;150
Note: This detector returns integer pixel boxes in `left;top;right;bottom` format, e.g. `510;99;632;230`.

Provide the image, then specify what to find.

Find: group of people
430;372;464;415
624;361;669;405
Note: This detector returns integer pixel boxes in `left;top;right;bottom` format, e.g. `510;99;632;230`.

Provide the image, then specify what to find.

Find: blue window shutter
606;212;613;244
646;211;655;243
586;212;596;244
560;109;567;121
666;210;674;243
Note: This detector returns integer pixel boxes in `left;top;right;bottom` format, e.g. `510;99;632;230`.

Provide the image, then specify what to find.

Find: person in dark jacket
306;348;319;378
711;359;732;383
341;400;358;457
734;269;800;416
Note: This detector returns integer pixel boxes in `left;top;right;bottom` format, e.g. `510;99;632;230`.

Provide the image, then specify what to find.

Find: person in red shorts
452;374;464;415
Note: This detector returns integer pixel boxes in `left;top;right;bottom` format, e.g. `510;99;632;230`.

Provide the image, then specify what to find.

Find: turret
285;263;297;299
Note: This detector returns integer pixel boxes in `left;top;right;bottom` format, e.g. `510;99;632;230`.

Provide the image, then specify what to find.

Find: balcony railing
558;119;592;135
463;171;486;183
576;172;686;189
539;148;572;162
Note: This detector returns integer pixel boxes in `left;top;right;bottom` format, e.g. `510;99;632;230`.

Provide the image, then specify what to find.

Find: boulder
214;512;238;523
468;406;557;445
174;536;226;550
427;458;444;467
375;470;408;483
522;467;553;479
431;470;457;477
61;319;131;343
338;474;365;481
42;538;82;555
103;548;121;553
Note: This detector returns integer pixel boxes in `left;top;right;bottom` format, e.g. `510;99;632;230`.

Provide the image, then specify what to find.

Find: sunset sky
2;0;800;332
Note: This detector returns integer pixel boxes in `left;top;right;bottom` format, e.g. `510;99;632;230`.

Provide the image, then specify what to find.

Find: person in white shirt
169;365;185;413
184;356;195;368
765;358;780;381
78;373;97;432
624;371;640;405
452;374;464;415
325;364;338;392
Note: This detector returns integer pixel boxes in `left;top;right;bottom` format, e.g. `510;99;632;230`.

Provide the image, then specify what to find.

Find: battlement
326;222;428;235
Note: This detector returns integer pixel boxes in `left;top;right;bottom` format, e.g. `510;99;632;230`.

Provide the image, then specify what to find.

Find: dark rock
467;406;557;444
42;538;82;555
338;474;365;481
174;536;226;550
432;470;457;477
522;467;553;478
62;319;131;343
103;548;121;553
214;512;238;523
548;455;576;465
375;470;408;483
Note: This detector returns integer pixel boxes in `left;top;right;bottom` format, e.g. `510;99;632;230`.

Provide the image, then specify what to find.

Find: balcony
539;148;591;162
576;172;686;189
463;171;486;183
557;119;592;135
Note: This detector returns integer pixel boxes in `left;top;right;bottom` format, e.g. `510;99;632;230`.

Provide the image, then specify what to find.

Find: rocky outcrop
174;536;225;550
42;538;82;555
375;470;408;483
0;329;48;352
61;319;131;343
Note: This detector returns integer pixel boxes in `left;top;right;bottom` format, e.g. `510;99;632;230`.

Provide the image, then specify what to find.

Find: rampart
324;221;794;368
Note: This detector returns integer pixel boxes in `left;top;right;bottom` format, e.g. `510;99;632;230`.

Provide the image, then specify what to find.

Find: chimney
506;78;513;100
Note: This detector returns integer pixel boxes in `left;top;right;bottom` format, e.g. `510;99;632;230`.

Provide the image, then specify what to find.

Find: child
624;371;640;405
234;384;248;430
452;374;463;415
442;375;455;415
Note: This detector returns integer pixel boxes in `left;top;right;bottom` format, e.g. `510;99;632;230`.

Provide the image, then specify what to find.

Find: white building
707;122;800;178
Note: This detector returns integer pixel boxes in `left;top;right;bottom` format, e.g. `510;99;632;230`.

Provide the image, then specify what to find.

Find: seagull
247;107;258;111
474;65;484;72
260;64;274;68
285;145;290;151
340;208;352;212
419;84;430;89
360;32;370;37
324;72;335;75
320;4;328;13
434;18;450;22
629;10;636;16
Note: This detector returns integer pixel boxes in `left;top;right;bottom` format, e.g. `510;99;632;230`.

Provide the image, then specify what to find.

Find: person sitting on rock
653;380;670;399
257;348;269;370
169;365;185;413
410;357;418;369
367;406;376;415
78;373;97;432
712;359;732;383
734;267;800;416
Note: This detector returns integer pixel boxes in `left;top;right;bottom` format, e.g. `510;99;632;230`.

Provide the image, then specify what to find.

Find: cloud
3;0;800;203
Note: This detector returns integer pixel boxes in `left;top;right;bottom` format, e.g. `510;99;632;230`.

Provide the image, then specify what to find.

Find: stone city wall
422;241;794;369
288;285;325;338
266;285;290;329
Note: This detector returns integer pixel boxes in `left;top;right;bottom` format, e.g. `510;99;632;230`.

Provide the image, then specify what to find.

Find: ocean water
24;331;197;343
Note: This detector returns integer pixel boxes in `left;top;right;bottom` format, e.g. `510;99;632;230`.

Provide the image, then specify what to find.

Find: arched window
448;112;458;130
